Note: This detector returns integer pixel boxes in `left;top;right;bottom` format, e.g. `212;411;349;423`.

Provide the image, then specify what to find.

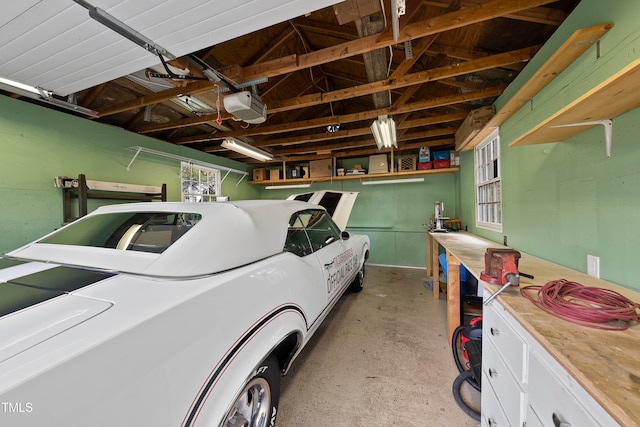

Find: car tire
348;263;365;292
223;355;280;427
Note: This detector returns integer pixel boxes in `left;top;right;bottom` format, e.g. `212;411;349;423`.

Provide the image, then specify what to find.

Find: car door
297;209;358;302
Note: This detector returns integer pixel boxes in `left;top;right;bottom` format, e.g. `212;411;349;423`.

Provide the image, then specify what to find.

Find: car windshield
39;212;202;254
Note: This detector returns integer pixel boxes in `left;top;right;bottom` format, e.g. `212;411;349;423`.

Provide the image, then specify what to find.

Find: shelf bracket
574;38;602;59
126;146;143;170
550;119;613;158
126;146;249;183
516;98;534;111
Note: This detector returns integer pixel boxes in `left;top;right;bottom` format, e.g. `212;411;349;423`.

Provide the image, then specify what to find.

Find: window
285;212;314;257
181;162;221;202
39;212;202;253
284;210;341;256
475;129;502;232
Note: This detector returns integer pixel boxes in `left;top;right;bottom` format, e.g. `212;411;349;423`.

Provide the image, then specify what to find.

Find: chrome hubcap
225;378;271;427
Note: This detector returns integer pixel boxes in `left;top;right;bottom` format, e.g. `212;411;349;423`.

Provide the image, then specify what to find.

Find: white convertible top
10;200;320;277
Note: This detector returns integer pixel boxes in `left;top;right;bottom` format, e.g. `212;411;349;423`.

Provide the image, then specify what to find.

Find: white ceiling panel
0;0;343;96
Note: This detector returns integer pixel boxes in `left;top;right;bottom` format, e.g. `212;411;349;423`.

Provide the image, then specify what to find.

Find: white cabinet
481;298;619;427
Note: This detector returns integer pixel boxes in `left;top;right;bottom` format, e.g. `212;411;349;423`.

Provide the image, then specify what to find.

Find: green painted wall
0;93;457;268
459;0;640;291
259;163;458;267
0;95;257;253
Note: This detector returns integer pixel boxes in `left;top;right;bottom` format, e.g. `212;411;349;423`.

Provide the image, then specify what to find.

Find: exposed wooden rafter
95;0;555;119
31;0;575;166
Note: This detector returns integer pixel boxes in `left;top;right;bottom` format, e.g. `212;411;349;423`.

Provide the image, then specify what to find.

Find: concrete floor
278;265;481;427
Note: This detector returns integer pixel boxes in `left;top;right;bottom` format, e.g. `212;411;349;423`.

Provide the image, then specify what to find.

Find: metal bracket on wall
126;146;249;185
574;38;602;60
550;119;613;158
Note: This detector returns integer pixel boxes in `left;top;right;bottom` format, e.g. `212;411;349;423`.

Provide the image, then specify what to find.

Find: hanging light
221;137;273;162
0;75;98;117
370;115;397;149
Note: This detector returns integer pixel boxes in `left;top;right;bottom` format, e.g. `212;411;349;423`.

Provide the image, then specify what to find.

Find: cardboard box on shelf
269;169;281;181
253;168;266;181
309;159;332;178
417;161;433;170
455;106;494;150
368;154;388;174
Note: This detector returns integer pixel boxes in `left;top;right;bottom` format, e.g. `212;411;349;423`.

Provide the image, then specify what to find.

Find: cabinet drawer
483;339;525;427
481;372;511;427
525;405;544;427
483;301;527;383
528;351;599;427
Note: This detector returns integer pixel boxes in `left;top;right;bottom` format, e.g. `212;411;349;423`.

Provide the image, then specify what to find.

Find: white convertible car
0;197;369;426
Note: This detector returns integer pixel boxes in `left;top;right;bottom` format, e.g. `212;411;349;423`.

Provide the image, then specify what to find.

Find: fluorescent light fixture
391;0;406;43
0;76;46;96
0;76;98;117
361;177;424;185
370;115;397;149
74;0;175;59
221;137;273;162
264;184;311;190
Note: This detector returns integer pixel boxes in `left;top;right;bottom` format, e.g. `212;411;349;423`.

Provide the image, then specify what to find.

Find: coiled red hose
520;279;640;331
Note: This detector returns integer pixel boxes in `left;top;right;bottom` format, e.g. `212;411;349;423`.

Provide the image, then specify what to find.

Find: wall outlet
587;255;600;278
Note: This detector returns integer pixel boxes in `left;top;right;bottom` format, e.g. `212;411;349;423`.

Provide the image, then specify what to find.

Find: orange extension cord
520;279;640;331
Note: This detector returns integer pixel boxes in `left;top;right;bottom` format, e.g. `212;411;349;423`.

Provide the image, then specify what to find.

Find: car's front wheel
348;263;365;292
224;356;280;427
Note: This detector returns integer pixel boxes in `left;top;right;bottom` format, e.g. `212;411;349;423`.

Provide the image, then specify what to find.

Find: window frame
180;162;221;203
474;128;503;232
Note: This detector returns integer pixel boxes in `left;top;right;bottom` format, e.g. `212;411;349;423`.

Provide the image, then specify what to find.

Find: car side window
284;213;314;257
299;210;341;252
284;210;341;256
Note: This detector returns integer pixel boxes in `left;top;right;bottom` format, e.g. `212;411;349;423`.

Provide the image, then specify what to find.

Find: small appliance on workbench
430;201;448;232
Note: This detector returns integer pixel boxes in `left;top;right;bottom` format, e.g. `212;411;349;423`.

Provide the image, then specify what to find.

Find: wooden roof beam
96;0;555;118
247;0;556;79
137;46;534;135
423;1;568;25
178;85;505;145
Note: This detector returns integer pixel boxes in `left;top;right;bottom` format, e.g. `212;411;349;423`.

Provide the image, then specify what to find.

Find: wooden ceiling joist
176;85;505;147
424;0;569;26
136;46;536;135
96;0;555;119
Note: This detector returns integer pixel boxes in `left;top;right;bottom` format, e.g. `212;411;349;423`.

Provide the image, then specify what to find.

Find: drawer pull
490;327;500;336
488;368;499;378
552;413;571;427
487;418;497;427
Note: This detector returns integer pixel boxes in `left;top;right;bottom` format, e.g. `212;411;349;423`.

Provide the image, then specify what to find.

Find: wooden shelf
248;167;459;185
510;54;640;147
457;23;613;151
